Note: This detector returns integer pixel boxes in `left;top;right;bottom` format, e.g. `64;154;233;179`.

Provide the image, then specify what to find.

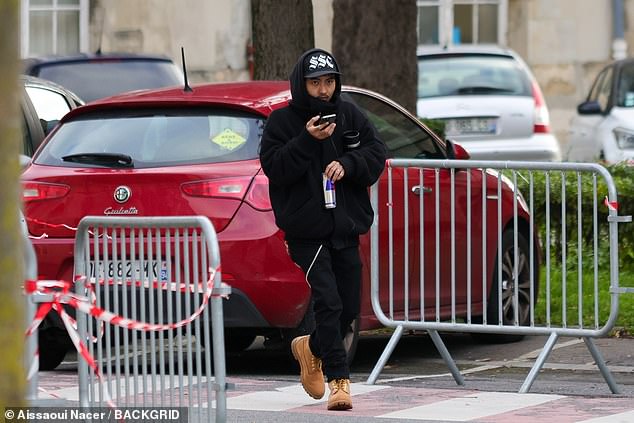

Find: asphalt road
227;330;634;397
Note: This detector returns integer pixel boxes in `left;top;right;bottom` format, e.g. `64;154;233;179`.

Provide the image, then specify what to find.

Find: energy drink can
322;173;336;209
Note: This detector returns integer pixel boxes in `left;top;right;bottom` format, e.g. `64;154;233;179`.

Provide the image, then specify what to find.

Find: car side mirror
446;139;470;160
19;154;31;170
577;100;602;115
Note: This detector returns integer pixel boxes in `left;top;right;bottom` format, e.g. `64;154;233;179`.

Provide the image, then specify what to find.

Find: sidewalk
32;335;634;422
35;372;634;423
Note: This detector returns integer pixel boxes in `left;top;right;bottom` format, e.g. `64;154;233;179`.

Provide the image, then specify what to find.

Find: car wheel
472;230;537;343
38;328;70;370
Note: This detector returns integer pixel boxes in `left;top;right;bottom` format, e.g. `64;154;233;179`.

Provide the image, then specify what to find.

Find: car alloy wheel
473;230;538;343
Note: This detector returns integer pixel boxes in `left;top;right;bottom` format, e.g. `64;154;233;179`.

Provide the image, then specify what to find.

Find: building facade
19;0;634;148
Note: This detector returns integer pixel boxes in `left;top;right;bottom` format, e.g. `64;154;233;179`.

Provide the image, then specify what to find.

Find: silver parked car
566;57;634;163
21;75;83;157
23;52;184;103
417;45;561;161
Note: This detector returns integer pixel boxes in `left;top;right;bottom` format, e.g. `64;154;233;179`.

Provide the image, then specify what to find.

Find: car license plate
88;260;168;281
445;118;497;136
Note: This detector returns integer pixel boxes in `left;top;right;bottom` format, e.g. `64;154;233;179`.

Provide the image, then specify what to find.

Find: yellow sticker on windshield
211;129;246;151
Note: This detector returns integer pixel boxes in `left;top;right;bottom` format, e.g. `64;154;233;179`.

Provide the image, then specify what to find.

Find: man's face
305;74;336;102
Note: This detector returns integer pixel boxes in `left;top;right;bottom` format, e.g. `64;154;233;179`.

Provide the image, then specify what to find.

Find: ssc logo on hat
304;53;341;78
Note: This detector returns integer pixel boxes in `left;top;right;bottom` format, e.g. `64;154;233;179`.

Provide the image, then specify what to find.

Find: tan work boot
291;335;325;399
327;378;352;410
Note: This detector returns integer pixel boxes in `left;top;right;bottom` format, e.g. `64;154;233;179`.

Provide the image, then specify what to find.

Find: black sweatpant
287;240;362;381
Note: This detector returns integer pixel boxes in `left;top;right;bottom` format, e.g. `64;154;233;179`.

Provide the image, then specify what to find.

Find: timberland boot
327;378;352;410
291;335;325;399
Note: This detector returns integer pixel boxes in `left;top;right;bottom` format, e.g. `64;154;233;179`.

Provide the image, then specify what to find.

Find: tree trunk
251;0;314;80
332;0;418;113
0;0;26;409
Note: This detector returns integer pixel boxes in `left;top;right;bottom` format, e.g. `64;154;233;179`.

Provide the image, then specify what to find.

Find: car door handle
412;185;432;195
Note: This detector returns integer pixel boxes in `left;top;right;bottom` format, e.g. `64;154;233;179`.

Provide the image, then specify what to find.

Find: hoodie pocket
283;196;335;238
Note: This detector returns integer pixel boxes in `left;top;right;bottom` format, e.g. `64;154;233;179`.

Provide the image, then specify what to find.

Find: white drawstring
304;244;323;288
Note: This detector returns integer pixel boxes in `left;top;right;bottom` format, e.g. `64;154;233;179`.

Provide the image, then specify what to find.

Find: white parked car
417;45;561;161
567;57;634;163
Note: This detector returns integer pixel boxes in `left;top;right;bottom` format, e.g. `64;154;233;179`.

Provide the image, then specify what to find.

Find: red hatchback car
21;81;536;369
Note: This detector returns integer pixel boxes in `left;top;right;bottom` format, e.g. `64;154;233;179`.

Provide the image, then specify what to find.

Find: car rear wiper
457;86;514;94
62;153;134;168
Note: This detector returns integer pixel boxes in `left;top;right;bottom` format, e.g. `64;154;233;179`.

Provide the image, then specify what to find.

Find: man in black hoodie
260;48;386;410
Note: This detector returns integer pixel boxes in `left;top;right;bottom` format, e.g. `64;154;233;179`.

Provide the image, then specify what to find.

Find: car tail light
244;174;272;211
181;177;249;200
531;80;550;134
22;182;70;202
181;175;272;211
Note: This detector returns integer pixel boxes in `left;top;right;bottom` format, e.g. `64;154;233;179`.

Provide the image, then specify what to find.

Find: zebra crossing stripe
576;410;634;423
226;382;388;411
378;391;564;421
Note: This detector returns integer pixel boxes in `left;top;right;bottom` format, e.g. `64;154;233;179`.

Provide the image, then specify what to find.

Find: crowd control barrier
70;216;231;422
367;159;632;394
22;211;39;403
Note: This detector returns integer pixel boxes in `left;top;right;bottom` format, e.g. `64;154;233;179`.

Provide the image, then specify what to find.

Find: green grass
534;264;634;334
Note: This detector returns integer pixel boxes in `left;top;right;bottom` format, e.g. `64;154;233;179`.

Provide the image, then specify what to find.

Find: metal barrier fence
367;159;632;393
22;210;39;403
74;216;230;422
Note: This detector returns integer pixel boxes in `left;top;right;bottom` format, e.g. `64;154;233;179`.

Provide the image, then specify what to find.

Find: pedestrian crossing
378;391;564;421
38;373;634;422
222;380;634;422
225;382;387;412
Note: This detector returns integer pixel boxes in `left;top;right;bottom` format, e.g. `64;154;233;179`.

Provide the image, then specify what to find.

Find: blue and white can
322;173;336;209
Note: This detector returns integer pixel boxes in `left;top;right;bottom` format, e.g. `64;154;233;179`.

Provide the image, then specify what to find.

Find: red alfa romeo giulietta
21;81;536;369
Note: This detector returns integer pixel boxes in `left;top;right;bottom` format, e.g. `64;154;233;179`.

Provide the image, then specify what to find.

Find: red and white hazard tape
604;196;618;212
91;277;210;295
25;216;111;240
24;267;225;409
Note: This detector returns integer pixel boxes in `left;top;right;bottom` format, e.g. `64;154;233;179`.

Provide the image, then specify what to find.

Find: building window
21;0;89;57
417;0;507;47
417;2;440;45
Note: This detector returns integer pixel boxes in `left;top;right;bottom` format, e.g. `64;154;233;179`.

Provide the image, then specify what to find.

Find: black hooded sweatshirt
259;48;386;247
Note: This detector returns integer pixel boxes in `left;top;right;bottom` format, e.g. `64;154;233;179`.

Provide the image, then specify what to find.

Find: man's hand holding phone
306;114;336;140
316;113;337;126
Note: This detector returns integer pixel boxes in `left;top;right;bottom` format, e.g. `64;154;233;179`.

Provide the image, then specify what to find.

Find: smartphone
316;113;337;126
